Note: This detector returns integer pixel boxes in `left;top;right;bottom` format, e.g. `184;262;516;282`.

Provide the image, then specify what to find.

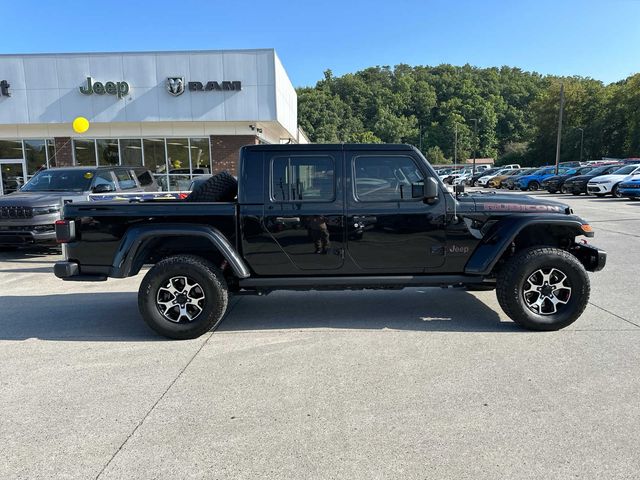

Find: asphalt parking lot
1;190;639;479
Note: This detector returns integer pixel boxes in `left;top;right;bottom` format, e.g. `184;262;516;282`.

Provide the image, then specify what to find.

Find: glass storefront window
0;140;23;159
96;139;120;166
74;139;97;166
143;138;167;175
120;139;143;166
46;140;56;168
189;137;211;173
23;139;48;175
166;138;189;173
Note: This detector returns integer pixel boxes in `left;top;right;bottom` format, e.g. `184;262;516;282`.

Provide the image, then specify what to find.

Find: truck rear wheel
496;247;589;331
138;255;229;339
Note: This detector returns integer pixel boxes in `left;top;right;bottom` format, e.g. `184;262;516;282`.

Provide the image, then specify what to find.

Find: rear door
263;151;345;271
345;150;446;272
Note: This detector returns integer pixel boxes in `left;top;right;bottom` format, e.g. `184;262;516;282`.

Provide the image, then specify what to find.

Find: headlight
32;205;61;216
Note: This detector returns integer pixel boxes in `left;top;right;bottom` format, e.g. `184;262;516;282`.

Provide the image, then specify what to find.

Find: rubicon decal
479;203;564;213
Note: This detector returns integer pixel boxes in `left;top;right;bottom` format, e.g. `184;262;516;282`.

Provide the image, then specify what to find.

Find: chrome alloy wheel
522;268;572;315
156;276;206;323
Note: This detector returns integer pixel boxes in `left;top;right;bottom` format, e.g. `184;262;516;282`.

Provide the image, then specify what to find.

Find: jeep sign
79;77;130;99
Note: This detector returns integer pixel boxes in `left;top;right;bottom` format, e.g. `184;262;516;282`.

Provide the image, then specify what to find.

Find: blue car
618;175;640;199
518;167;569;191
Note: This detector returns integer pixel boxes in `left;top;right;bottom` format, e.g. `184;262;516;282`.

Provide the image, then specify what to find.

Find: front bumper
572;243;607;272
564;182;587;194
0;225;56;246
619;187;640;198
587;183;611;194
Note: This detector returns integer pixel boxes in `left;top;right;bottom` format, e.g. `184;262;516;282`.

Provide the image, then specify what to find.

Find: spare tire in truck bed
184;171;238;202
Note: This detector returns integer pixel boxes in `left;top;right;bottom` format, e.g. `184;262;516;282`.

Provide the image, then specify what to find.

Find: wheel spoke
523;267;572;316
156;275;206;323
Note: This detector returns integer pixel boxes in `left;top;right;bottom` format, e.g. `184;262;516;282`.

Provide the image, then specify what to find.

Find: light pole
419;125;423;151
577;127;584;163
554;84;565;175
470;118;478;175
454;123;458;166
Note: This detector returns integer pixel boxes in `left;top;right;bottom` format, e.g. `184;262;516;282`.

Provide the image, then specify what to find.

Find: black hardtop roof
243;143;418;152
42;165;145;171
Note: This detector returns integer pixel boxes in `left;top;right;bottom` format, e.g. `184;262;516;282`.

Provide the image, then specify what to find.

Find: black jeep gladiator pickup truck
54;144;606;339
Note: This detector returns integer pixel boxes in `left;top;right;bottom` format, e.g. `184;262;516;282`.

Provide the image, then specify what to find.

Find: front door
0;160;27;195
345;151;447;272
264;152;345;271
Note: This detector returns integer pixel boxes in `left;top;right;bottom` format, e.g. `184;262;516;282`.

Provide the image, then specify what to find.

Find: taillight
55;219;76;243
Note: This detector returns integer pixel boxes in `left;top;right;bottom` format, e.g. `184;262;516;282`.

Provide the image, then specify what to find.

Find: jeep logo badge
166;77;185;97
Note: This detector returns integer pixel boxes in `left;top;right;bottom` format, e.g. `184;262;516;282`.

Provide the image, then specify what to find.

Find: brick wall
210;135;259;176
52;137;73;167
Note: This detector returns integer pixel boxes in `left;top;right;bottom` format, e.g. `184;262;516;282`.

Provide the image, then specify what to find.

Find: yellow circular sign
72;116;90;134
83;172;94;179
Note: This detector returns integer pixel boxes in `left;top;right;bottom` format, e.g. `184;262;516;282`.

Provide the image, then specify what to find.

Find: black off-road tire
138;255;229;339
496;247;590;331
185;171;238;203
528;181;540;191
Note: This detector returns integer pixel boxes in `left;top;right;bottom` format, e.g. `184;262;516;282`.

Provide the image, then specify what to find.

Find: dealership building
0;48;306;194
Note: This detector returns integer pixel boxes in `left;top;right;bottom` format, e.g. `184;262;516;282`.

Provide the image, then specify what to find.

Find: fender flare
110;223;251;279
464;216;589;275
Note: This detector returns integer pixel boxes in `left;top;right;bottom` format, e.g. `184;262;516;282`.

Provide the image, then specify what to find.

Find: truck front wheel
138;255;229;339
496;247;590;331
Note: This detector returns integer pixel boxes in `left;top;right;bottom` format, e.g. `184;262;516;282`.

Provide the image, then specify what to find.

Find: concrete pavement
0;191;638;479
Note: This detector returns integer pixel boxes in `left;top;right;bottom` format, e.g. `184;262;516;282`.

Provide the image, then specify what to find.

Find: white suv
587;164;640;197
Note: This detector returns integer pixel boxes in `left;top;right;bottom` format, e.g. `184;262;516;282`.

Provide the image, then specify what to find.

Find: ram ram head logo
166;77;185;96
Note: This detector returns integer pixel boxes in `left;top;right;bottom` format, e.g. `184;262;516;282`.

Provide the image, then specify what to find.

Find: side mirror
424;177;439;201
454;183;465;194
412;177;440;202
92;183;115;193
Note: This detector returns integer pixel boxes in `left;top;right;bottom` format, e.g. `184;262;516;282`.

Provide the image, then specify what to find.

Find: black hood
462;192;570;214
0;191;83;207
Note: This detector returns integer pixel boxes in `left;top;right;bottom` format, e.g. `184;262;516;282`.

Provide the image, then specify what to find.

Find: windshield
610;165;639;175
21;169;96;192
576;167;593;174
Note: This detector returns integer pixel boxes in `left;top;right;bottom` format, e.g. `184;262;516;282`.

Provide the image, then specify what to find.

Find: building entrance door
0;160;27;195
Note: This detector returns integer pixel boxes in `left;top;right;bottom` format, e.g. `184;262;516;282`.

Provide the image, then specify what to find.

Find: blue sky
3;0;639;86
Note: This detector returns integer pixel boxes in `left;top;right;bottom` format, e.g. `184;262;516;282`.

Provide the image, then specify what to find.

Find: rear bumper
54;261;107;281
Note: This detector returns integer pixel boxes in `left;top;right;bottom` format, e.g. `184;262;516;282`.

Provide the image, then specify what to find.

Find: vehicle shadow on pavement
0;292;159;341
0;288;515;341
219;289;516;333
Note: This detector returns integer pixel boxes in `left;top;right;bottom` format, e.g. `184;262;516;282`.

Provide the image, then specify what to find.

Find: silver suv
0;166;157;248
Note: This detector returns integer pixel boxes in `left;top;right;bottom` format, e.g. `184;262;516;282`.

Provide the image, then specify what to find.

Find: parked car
487;169;525;189
467;167;501;186
501;168;537;190
476;168;513;187
542;166;595;193
54;143;606;339
618;175;640;200
501;164;521;170
562;164;624;195
0;166;158;248
517;167;568;191
587;164;640;198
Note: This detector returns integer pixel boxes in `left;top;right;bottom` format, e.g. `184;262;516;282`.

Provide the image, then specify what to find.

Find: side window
114;169;136;190
271;155;335;202
92;171;116;189
134;169;154;187
353;155;424;201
